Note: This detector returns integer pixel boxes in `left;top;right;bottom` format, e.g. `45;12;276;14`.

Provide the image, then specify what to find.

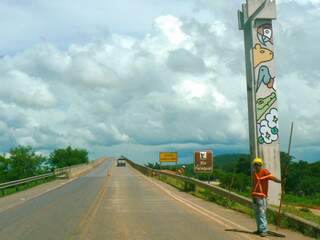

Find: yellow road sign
159;152;178;163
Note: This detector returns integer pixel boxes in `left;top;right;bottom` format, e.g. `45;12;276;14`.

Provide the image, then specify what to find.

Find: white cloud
154;15;188;45
0;1;319;162
0;70;56;108
173;80;207;99
278;72;320;149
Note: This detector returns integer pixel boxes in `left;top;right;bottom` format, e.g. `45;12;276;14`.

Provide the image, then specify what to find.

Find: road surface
0;159;312;240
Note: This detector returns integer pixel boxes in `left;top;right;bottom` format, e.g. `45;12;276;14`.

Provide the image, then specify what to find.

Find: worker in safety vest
252;157;281;237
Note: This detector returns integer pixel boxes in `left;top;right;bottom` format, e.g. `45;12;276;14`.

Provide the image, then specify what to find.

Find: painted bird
256;65;275;92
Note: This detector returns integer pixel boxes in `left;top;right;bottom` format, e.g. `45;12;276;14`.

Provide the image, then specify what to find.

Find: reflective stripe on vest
252;173;272;197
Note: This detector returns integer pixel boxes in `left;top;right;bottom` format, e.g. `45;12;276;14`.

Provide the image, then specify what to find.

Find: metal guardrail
0;158;107;194
53;163;88;176
0;172;55;190
0;164;86;192
127;159;320;239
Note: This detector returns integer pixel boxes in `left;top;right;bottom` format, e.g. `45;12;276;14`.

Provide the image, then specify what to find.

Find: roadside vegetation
48;146;89;168
147;152;320;206
0;145;89;197
146;152;320;225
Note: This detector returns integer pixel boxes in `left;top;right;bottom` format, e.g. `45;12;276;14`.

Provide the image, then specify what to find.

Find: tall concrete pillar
238;0;281;206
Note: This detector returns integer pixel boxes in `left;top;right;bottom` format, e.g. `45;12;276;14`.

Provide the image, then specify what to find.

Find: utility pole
238;0;282;206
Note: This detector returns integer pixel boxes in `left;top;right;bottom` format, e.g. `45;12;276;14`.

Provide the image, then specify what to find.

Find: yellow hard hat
252;157;263;166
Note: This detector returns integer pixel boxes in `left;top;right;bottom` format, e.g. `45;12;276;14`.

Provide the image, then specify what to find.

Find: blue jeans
252;197;268;233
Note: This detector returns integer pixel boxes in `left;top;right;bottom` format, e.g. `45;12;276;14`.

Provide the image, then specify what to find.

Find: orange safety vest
252;169;273;198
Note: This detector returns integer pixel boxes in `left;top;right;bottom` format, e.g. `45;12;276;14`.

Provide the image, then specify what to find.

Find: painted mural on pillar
256;92;277;121
257;23;273;46
254;23;279;145
252;43;274;68
256;65;275;92
257;108;279;144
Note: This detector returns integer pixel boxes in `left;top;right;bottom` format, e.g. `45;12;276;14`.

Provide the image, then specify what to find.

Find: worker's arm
271;176;282;183
264;169;282;183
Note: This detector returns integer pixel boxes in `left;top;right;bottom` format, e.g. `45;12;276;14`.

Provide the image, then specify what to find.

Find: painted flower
266;108;279;129
258;120;278;144
260;125;278;144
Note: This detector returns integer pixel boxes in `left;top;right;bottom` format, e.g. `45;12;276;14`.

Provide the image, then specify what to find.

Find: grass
284;194;320;208
193;186;253;216
283;205;320;225
201;181;320;225
206;183;320;209
0;176;57;198
157;173;254;216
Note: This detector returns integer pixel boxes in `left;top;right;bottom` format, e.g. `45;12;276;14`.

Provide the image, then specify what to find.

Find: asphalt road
0;159;114;240
0;159;312;240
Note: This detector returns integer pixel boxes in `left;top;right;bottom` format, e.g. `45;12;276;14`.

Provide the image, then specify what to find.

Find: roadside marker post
276;122;294;229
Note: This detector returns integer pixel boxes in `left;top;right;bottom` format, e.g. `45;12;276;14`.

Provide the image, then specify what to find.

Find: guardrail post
183;181;189;192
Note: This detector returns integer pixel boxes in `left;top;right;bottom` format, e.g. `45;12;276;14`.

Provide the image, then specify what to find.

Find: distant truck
117;157;126;167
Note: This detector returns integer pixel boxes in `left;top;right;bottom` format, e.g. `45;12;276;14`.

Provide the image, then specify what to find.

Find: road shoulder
132;166;313;240
0;178;74;213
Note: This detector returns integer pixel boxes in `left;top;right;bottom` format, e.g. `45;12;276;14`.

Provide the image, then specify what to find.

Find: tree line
0;146;89;183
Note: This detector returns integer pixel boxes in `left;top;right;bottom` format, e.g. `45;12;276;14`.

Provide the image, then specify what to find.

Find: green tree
0;154;9;183
49;146;89;168
7;146;46;180
280;152;293;178
235;156;251;176
145;162;161;169
285;160;320;196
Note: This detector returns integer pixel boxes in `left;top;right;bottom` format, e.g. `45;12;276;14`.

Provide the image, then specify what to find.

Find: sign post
238;0;282;206
194;150;214;174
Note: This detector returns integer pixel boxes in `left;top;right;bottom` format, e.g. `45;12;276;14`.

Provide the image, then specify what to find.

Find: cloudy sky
0;0;319;163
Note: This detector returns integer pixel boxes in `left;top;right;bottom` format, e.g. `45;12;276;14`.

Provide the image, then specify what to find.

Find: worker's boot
253;230;261;235
259;232;268;237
